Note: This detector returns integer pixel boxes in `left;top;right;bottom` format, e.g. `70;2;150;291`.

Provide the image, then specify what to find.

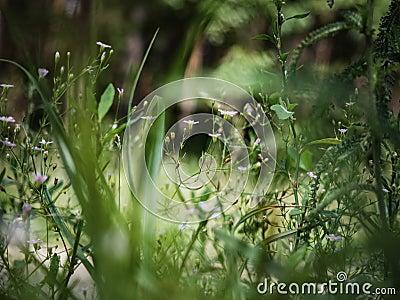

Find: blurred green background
0;0;389;115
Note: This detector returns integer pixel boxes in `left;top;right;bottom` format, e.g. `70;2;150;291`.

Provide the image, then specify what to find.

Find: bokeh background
0;0;391;118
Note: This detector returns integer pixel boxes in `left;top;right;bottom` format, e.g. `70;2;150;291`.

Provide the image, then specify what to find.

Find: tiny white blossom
208;133;221;143
307;171;318;179
0;140;16;147
338;128;348;133
238;165;251;171
39;138;53;146
140;116;156;120
27;239;43;244
218;109;238;117
32;173;48;184
0;84;14;88
0;116;15;123
96;41;111;48
38;68;49;78
183;120;199;125
325;234;342;242
179;222;190;231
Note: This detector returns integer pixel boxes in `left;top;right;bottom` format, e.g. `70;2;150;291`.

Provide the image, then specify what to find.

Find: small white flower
238;165;251;171
382;188;389;193
179;222;190;231
325;234;342;242
39;138;53;146
27;239;43;244
32;173;48;184
208;133;221;143
338;128;348;133
254;137;261;145
140;116;156;120
0;84;14;88
307;171;318;179
345;101;355;106
117;87;124;95
183;120;199;125
0;140;16;147
0;116;15;123
218;109;238;117
38;68;49;78
96;41;111;48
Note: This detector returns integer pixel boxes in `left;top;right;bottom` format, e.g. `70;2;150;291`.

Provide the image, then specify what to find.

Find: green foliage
0;0;399;299
98;83;115;123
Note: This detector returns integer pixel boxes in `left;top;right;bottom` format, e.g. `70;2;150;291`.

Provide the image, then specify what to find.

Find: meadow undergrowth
0;1;400;299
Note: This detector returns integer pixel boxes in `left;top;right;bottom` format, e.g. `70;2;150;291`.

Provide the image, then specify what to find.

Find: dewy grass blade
127;28;159;118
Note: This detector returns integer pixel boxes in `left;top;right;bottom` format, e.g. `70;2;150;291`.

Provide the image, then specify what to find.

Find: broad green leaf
271;104;294;120
306;138;342;146
98;83;115;122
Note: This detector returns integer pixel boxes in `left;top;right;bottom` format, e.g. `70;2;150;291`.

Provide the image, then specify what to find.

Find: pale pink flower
0;116;15;123
307;171;317;179
38;68;49;78
32;173;48;184
325;234;342;242
0;140;16;147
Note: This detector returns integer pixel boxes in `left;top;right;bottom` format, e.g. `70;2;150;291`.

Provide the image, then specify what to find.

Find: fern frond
374;0;400;127
289;21;358;74
375;0;400;58
342;11;364;30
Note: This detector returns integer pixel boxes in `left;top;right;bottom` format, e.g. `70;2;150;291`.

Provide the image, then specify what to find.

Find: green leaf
289;208;303;216
258;229;298;246
98;83;115;122
268;92;281;105
287;146;313;171
287;103;298;111
0;167;5;182
128;28;159;118
306;138;342;146
279;50;292;62
252;34;276;45
286;11;311;21
271;104;294;120
300;150;313;171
